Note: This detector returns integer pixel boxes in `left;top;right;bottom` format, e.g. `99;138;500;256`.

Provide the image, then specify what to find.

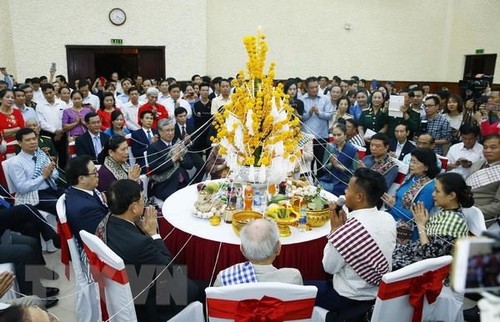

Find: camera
459;74;493;107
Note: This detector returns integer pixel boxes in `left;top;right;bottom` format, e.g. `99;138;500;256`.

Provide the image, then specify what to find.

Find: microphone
334;196;346;213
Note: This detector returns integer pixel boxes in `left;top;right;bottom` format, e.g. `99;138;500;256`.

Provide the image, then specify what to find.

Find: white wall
0;0;207;81
1;0;499;83
206;0;500;82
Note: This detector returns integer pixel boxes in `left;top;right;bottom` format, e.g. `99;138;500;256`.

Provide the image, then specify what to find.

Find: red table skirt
159;218;329;281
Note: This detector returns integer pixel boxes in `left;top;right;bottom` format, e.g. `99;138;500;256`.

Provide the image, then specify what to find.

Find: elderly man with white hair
213;219;303;286
137;87;169;130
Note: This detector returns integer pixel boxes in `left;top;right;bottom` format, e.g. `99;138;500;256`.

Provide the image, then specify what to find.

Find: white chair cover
167;301;204;322
462;206;487;236
0;263;19;301
56;195;100;322
79;230;137;322
205;282;327;322
2;158;57;252
387;157;409;196
371;255;464;322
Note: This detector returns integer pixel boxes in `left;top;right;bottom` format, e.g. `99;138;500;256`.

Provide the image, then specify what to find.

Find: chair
167;301;204;322
56;195;101;322
68;140;77;158
79;230;137;322
371;255;464;322
353;145;367;160
387;157;409;196
205;282;328;322
462;206;486;236
4;140;18;159
1;158;57;252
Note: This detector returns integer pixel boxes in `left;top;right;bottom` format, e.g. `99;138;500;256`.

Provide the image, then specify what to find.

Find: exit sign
111;39;123;45
476;49;484;54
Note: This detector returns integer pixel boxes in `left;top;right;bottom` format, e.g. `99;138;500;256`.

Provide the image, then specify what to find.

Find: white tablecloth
162;182;337;246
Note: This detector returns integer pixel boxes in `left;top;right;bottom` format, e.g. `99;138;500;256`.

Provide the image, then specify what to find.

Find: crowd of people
0;69;499;321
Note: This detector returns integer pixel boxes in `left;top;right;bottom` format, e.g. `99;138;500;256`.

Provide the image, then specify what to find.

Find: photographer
473;87;500;136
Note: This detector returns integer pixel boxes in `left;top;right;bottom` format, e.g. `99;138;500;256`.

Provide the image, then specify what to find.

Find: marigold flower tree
211;30;302;183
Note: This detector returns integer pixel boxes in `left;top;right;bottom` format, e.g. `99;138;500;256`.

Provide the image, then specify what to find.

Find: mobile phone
50;62;56;72
451;236;500;293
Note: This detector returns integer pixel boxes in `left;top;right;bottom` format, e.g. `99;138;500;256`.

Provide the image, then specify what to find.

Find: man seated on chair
213;219;303;287
64;155;108;245
318;168;396;317
131;110;158;174
75;112;110;164
466;134;500;227
96;179;200;321
359;133;398;189
8;127;64;214
147;118;193;201
389;123;415;161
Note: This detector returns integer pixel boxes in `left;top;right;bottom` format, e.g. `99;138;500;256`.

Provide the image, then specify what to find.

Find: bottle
298;205;308;232
244;185;254;210
278;181;287;195
253;190;262;212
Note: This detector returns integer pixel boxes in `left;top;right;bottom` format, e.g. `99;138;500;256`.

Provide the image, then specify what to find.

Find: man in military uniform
16;118;58;162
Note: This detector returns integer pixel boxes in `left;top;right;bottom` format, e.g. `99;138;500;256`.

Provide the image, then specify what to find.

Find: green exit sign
476;49;484;54
111;39;123;45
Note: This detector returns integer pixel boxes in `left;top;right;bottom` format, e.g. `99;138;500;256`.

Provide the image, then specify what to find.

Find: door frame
66;45;165;85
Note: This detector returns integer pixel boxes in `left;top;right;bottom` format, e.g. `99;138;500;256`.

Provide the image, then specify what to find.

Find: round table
161;182;338;281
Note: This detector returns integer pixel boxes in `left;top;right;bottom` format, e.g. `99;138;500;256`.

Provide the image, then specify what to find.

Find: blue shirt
18;105;38;123
9;150;59;193
300;94;333;139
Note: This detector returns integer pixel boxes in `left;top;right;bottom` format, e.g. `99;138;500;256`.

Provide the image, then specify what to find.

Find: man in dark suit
389;123;415;161
147;118;193;201
173;107;205;183
100;179;200;321
64;155;108;245
131;110;158;174
75;112;110;164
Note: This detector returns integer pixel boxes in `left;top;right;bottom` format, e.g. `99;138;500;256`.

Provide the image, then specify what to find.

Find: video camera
459;74;493;107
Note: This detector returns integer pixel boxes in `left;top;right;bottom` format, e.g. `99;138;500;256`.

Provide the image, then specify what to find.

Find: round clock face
109;8;126;26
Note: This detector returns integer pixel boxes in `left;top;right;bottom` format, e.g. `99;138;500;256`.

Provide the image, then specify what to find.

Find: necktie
93;136;102;159
181;126;186;138
146;130;152;143
173;100;178;107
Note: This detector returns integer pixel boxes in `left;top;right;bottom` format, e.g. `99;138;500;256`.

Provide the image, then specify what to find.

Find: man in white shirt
138;79;152;105
211;78;231;114
164;83;192;120
121;86;141;131
79;80;100;110
157;79;170;106
30;77;45;104
36;83;68;167
116;78;133;108
320;168;396;318
446;124;484;178
13;88;37;122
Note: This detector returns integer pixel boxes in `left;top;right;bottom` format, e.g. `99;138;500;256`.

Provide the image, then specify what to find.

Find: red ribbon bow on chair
82;244;129;321
57;221;73;279
377;264;450;322
408;265;449;322
207;295;315;321
235;296;286;322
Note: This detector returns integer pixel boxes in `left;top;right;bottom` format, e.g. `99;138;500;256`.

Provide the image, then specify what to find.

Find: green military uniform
15;135;57;158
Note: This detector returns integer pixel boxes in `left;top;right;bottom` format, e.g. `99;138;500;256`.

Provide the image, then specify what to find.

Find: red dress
97;108;120;132
0;108;25;186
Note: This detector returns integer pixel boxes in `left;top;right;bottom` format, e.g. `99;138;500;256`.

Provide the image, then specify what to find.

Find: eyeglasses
83;170;98;177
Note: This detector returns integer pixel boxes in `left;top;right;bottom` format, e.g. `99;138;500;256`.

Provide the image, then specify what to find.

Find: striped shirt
426;209;469;238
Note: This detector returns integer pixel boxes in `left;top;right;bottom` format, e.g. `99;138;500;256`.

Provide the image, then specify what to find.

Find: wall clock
109;8;126;26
